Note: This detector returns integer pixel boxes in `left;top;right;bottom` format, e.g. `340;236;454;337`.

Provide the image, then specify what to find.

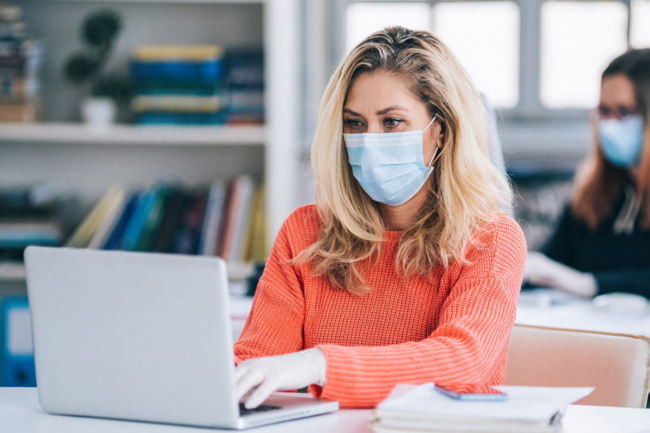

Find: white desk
1;388;649;433
516;297;650;337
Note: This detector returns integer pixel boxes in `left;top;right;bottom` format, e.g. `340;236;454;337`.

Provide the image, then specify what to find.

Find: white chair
505;324;650;408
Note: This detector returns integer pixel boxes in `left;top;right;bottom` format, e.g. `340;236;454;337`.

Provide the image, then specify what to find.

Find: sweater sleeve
311;216;527;408
593;267;650;298
233;217;305;365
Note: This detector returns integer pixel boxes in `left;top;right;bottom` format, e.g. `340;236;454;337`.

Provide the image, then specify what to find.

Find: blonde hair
295;26;511;295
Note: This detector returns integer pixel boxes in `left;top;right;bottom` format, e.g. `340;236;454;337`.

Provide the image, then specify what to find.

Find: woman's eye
384;118;402;128
345;119;363;128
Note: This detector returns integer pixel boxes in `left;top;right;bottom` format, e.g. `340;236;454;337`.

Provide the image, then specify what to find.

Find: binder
0;296;36;387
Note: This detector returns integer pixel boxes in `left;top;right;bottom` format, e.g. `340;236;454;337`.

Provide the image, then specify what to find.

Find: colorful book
174;190;208;255
87;187;127;250
120;184;165;251
103;192;139;251
199;180;226;256
151;189;188;253
65;186;122;248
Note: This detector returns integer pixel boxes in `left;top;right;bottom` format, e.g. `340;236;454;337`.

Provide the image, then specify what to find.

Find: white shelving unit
0;123;266;146
0;0;303;283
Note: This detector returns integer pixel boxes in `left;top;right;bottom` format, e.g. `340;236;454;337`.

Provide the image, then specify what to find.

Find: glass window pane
432;1;520;108
631;0;650;48
541;1;628;108
346;2;431;54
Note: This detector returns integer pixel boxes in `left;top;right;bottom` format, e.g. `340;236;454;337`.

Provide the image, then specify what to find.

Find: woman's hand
235;348;327;409
524;251;598;298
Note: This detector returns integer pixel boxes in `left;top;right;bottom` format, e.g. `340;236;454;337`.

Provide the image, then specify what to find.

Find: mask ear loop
423;115;442;168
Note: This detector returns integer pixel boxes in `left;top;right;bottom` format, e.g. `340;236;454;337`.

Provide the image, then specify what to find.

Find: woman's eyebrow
343;106;409;116
377;106;408;115
343;108;363;117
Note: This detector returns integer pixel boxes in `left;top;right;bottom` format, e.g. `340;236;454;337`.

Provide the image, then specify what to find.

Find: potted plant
63;10;130;127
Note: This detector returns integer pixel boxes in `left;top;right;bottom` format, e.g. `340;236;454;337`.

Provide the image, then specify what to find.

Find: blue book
120;187;157;251
103;192;139;250
130;59;226;85
135;112;227;126
1;297;36;387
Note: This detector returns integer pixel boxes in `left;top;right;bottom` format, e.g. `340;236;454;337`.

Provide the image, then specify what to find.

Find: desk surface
1;388;650;433
516;297;650;337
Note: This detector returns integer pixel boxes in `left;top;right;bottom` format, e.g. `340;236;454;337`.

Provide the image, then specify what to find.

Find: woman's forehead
344;71;425;114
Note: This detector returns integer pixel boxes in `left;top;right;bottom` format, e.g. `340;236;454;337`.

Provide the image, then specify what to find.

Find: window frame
338;0;633;122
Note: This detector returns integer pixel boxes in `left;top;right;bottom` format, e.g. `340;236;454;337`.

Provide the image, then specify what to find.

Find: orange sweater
234;204;526;408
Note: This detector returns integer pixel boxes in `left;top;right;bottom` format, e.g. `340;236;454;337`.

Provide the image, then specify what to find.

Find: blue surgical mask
344;116;439;206
598;115;645;168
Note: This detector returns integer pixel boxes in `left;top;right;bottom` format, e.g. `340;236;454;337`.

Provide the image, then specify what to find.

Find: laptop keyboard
239;403;282;417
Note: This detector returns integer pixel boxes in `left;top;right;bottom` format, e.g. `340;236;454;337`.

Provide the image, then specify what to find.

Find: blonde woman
235;27;526;409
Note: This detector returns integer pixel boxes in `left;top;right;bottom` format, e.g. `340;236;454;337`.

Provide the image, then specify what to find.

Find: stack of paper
372;384;594;433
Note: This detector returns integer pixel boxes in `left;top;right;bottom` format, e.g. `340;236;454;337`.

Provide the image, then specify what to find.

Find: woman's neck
379;186;429;230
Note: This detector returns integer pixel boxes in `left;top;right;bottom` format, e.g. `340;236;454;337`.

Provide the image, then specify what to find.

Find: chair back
505;324;650;408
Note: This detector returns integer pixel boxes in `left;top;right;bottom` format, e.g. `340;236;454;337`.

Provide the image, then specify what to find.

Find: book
134;185;169;252
0;98;41;122
0;221;61;248
173;190;208;255
372;384;594;433
131;94;226;113
199;180;227;256
151;189;187;253
134;112;227;126
103;192;139;251
229;177;255;263
120;184;166;251
87;188;127;250
65;186;122;248
132;45;224;62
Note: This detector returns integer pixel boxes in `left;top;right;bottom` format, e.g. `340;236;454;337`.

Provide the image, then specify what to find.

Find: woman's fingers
235;368;265;402
243;377;279;409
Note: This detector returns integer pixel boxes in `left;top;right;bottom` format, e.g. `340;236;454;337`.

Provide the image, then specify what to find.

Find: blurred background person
524;49;650;298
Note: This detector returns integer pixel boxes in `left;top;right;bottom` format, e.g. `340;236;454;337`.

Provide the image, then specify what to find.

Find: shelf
0;123;266;146
0;261;253;283
0;263;26;282
37;0;265;4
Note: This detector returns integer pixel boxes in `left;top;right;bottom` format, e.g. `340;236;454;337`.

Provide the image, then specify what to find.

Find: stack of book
226;50;264;125
65;176;267;279
130;45;227;126
372;384;594;433
0;3;42;123
0;185;62;276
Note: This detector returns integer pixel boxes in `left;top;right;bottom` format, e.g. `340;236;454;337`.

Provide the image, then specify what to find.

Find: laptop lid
24;246;240;428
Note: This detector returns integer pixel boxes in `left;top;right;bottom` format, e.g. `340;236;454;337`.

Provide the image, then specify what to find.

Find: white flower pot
81;97;116;128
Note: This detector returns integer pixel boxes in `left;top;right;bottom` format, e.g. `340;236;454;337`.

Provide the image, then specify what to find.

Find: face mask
598;115;645;168
344;116;439;206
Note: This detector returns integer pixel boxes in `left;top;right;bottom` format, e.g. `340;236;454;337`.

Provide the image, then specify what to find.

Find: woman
525;49;650;298
235;27;526;409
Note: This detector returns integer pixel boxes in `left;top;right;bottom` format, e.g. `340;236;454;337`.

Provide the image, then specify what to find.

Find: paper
377;383;594;423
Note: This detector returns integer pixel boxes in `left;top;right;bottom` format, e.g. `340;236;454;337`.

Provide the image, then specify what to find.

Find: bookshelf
0;0;302;280
0;123;266;146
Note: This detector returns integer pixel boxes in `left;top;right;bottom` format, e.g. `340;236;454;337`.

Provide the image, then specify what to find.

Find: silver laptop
24;246;338;429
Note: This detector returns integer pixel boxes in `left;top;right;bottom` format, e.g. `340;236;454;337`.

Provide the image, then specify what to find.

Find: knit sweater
234;204;527;408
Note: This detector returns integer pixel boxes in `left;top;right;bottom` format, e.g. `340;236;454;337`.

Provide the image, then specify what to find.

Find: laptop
24;246;338;430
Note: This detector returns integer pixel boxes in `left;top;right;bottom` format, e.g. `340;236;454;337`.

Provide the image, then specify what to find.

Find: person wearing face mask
524;49;650;298
233;27;526;410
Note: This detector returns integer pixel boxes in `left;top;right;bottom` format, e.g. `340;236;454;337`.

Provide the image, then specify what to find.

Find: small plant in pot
63;10;130;128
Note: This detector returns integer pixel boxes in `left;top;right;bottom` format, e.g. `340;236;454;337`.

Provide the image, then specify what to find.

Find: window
541;1;628;108
346;2;431;54
631;0;650;48
432;1;519;108
343;0;638;117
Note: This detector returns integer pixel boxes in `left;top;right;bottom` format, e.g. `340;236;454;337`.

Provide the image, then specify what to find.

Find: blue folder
0;297;36;387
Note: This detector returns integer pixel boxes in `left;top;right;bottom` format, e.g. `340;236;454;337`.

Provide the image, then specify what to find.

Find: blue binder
1;297;36;387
